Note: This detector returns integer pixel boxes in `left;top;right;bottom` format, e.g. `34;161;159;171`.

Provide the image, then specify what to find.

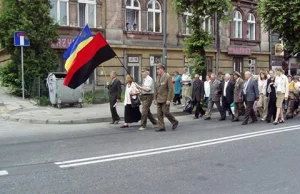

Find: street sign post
14;31;30;99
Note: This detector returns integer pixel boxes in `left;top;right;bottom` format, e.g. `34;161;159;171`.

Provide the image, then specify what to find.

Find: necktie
243;79;249;94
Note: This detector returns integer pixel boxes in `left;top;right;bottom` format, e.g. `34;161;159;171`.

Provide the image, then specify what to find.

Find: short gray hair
225;73;231;78
194;74;199;78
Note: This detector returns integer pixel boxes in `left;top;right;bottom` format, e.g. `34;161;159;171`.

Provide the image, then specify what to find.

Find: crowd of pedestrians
107;65;299;132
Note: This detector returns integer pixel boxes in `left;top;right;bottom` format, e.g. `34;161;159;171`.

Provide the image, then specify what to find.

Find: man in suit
107;71;122;124
205;73;223;120
154;64;179;132
221;73;235;120
191;74;205;119
232;71;244;122
240;71;259;125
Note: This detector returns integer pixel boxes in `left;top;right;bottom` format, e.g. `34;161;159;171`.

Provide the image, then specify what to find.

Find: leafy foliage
172;0;232;76
0;0;59;96
258;0;300;54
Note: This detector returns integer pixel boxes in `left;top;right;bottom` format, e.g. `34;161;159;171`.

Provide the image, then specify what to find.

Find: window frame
127;56;141;83
233;57;243;73
149;55;162;81
78;0;97;28
202;16;211;33
248;58;256;74
182;9;193;35
147;0;162;33
233;11;242;38
247;13;256;40
50;0;69;26
125;0;141;31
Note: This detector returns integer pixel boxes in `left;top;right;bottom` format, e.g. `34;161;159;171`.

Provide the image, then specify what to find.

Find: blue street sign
14;31;30;46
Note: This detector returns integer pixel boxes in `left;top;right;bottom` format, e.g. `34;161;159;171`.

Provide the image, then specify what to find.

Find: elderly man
221;73;235;120
205;73;223;120
232;71;244;121
154;64;179;132
106;71;122;124
136;68;158;131
191;74;205;119
181;67;192;106
240;71;259;125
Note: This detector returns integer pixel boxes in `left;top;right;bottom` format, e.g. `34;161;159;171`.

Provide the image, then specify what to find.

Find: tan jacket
234;78;244;102
155;73;173;103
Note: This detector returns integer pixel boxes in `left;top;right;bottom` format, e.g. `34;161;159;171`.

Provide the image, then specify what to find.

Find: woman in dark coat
265;70;277;123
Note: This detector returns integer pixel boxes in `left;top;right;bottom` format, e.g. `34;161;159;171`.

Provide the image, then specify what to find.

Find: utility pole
215;12;220;75
162;0;167;69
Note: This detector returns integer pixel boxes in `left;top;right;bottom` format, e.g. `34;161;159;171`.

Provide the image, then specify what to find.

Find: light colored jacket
275;74;289;98
155;73;173;103
124;82;139;105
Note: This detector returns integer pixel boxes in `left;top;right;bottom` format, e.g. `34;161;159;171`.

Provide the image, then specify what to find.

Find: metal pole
21;46;25;99
288;58;291;75
162;0;167;69
214;12;219;75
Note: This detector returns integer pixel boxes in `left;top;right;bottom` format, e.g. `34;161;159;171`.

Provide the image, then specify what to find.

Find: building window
149;56;162;81
125;0;141;31
147;0;162;33
233;11;242;38
233;57;243;73
182;8;192;35
78;0;96;28
248;58;256;74
247;13;256;40
184;57;194;74
127;56;141;83
206;57;212;73
202;17;211;33
50;0;69;26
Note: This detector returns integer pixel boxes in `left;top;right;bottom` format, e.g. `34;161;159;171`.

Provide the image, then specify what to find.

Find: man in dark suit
221;73;235;120
240;71;259;125
205;73;223;120
107;71;122;124
191;74;205;119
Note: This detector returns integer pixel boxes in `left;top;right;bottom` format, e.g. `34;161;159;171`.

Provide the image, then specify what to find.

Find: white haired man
220;73;235;120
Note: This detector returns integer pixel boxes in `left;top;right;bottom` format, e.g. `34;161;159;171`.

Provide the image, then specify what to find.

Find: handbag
130;94;141;107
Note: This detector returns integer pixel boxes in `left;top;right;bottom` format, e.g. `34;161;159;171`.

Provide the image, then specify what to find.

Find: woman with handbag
120;75;142;128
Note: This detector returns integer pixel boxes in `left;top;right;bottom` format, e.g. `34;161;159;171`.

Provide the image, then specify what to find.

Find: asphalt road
1;114;300;194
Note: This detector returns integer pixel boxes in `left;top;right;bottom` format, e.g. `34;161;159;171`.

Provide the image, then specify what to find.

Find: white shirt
223;80;229;96
204;80;210;97
243;79;250;94
124;83;138;105
142;75;154;94
258;79;267;95
181;73;191;85
275;74;289;98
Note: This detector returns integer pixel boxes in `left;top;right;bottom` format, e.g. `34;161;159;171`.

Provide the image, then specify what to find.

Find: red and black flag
63;32;116;89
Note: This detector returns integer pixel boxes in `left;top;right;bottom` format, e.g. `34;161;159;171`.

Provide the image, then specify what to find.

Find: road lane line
57;125;300;168
0;170;8;176
56;125;300;165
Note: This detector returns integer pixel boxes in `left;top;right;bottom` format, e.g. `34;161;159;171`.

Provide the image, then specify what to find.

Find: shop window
127;56;141;83
149;56;162;81
78;0;96;28
248;59;256;74
233;57;243;73
50;0;69;26
125;0;141;31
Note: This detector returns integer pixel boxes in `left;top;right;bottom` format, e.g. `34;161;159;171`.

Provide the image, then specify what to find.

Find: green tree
258;0;300;54
172;0;232;76
0;0;59;96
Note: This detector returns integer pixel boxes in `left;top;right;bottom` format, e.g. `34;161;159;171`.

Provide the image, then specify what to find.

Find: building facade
0;0;271;85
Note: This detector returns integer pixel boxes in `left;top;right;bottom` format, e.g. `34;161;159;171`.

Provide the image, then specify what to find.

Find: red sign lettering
51;38;75;49
228;46;252;55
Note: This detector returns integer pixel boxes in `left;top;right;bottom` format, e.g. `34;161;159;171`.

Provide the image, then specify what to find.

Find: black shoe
242;121;248;125
172;121;179;130
120;125;129;128
193;117;199;119
155;128;166;132
219;117;226;121
250;120;257;124
204;117;211;120
265;120;271;123
232;119;239;122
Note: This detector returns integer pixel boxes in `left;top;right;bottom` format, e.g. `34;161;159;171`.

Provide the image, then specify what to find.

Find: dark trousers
206;100;223;118
173;94;181;104
110;99;120;121
244;101;257;123
194;100;205;118
222;97;232;119
266;99;276;121
140;95;157;127
234;102;244;120
157;102;178;129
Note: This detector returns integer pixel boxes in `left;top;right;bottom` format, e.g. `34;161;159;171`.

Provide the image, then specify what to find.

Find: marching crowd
106;65;299;132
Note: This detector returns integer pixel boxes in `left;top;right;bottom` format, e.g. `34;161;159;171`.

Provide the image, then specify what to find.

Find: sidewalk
0;87;190;124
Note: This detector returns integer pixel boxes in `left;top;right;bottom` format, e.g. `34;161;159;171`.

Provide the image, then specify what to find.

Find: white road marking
56;125;300;168
0;170;8;176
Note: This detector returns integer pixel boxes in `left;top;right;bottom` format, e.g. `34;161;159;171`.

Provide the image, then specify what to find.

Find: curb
0;111;192;125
